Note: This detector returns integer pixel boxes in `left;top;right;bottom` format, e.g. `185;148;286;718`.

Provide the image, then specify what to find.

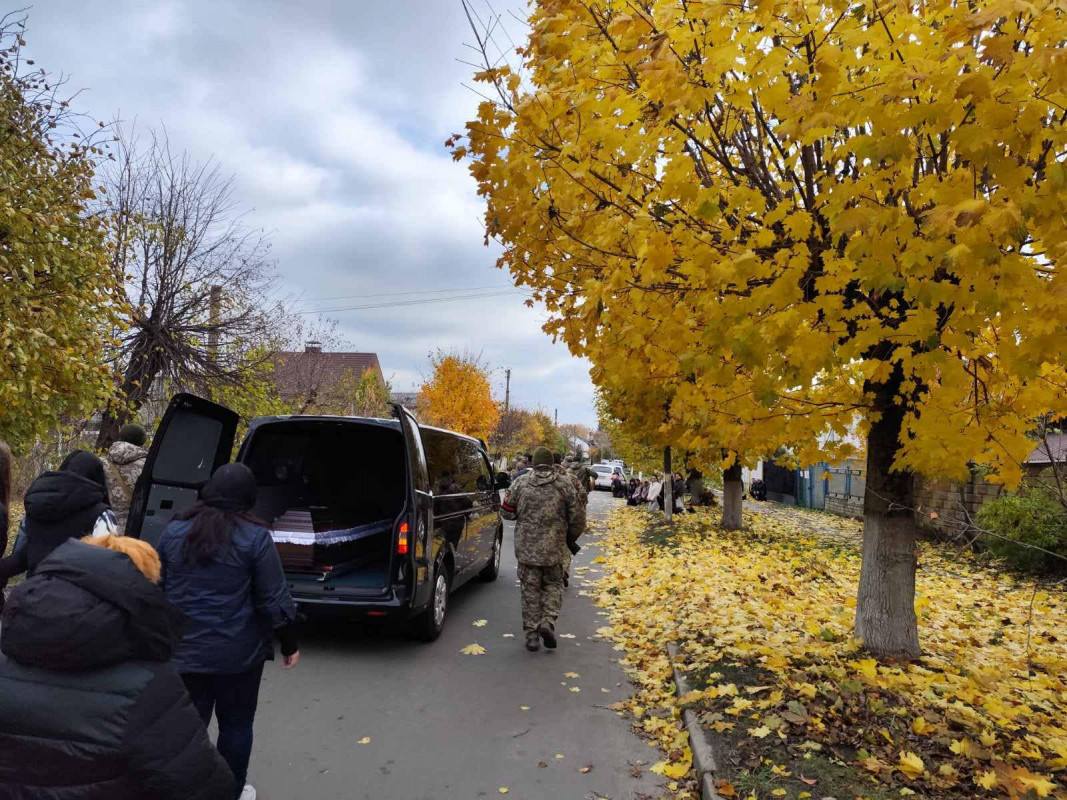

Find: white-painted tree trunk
722;462;743;530
854;361;921;660
663;446;673;522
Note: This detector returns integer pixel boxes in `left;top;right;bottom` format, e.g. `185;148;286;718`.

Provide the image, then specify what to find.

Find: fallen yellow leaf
357;737;371;745
898;751;925;780
460;643;486;655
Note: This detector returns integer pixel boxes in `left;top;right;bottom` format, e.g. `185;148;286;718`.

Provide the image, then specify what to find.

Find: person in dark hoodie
0;450;116;583
0;534;234;799
158;463;300;800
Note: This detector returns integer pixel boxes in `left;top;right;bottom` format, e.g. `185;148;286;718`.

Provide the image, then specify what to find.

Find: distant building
568;435;591;458
272;342;385;413
390;391;419;412
1025;433;1066;475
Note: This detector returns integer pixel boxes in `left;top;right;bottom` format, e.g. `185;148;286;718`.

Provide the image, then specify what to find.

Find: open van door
393;404;434;609
127;393;239;547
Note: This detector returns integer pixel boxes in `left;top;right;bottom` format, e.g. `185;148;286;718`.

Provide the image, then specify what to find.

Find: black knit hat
200;463;257;513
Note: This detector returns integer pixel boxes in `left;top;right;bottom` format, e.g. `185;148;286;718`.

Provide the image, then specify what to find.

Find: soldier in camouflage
500;447;584;651
553;453;585;588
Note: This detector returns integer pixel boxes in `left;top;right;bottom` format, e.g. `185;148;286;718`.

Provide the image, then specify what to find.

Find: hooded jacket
501;465;584;565
0;452;115;582
103;440;148;525
0;539;234;800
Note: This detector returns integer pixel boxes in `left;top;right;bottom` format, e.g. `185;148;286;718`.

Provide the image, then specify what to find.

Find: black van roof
248;415;487;450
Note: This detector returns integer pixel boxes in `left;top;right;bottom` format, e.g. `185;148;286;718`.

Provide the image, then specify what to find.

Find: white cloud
22;0;598;428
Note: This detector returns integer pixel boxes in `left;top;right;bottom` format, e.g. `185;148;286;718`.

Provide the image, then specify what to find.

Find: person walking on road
103;423;149;533
0;450;116;584
0;535;235;799
158;463;300;800
500;447;583;652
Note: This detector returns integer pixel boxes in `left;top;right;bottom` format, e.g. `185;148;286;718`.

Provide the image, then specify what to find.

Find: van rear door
127;393;239;547
394;404;434;609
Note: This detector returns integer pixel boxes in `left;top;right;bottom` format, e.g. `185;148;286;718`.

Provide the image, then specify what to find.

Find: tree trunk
95;333;162;450
663;446;673;522
722;462;743;530
855;363;921;660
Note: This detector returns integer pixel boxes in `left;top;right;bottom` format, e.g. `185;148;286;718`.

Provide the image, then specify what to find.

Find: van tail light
397;521;410;555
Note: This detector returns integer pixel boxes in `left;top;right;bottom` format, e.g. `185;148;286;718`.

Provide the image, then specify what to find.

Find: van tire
479;525;504;581
414;559;452;642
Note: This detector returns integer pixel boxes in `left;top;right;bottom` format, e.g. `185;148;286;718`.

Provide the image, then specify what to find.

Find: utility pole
206;285;222;401
554;408;558;426
504;368;511;415
207;285;222;359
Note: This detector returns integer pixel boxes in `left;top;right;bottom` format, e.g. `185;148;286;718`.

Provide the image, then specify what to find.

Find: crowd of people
0;428;298;800
624;469;716;512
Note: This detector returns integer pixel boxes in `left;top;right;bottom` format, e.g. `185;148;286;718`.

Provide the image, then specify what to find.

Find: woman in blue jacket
159;463;300;800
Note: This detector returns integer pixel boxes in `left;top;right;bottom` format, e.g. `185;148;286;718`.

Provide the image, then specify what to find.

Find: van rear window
422;430;486;495
153;410;224;484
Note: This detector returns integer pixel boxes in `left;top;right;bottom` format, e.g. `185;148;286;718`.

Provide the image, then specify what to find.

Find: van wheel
480;525;503;581
414;561;451;642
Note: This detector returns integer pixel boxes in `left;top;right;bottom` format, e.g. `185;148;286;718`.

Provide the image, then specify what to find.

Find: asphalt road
249;490;662;800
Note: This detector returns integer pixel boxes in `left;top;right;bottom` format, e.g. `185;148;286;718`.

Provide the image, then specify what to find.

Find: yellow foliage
417;352;500;442
458;0;1067;489
0;24;125;449
591;506;1066;799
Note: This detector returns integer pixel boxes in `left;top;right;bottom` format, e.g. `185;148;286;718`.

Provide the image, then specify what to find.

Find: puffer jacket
0;540;234;800
501;465;584;566
103;441;148;530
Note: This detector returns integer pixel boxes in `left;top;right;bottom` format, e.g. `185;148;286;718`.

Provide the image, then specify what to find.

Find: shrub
976;488;1067;575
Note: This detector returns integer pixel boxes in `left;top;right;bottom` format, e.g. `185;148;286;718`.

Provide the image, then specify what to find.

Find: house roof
271;349;383;402
1025;433;1067;465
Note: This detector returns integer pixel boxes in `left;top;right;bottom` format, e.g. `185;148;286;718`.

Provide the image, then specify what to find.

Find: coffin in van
270;508;392;580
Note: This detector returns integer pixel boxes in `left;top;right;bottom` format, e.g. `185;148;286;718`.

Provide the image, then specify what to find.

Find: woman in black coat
0;450;116;582
0;536;234;799
159;464;299;800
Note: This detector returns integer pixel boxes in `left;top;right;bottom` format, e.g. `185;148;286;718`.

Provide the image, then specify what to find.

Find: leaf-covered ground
591;505;1067;800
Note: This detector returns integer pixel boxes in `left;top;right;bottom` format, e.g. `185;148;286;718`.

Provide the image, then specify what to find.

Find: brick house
272;342;386;415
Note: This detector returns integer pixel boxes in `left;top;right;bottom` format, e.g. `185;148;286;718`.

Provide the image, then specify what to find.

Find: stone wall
912;474;1004;539
824;493;863;519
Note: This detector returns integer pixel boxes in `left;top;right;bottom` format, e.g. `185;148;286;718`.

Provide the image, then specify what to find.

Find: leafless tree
95;127;280;448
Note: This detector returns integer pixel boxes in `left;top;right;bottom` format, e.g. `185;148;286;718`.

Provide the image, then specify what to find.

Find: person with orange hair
0;534;234;799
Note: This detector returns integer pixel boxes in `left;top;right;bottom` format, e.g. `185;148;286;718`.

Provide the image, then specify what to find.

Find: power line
294;289;532;315
294;284;517;304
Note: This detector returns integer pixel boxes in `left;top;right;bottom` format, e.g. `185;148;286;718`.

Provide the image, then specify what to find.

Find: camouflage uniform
500;465;583;636
101;441;148;533
554;464;587;577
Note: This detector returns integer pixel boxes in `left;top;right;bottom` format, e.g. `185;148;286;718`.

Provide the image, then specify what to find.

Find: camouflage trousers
517;563;565;633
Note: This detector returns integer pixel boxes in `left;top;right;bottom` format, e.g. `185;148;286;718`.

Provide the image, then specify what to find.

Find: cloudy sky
24;1;598;427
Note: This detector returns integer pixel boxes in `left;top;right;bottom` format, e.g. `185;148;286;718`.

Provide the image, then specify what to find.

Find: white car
591;463;616;490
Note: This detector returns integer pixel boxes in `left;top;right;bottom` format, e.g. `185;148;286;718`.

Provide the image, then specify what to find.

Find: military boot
539;622;557;649
525;631;541;652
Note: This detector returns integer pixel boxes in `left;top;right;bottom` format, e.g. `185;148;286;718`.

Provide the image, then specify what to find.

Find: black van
127;394;509;640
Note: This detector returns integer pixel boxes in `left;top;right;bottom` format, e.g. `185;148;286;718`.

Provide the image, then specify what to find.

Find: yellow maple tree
456;0;1067;658
417;350;500;442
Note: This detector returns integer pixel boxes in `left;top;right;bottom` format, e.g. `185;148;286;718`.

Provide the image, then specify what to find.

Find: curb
668;642;726;800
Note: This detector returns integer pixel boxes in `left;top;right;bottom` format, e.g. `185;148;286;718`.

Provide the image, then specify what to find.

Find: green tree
0;16;124;450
